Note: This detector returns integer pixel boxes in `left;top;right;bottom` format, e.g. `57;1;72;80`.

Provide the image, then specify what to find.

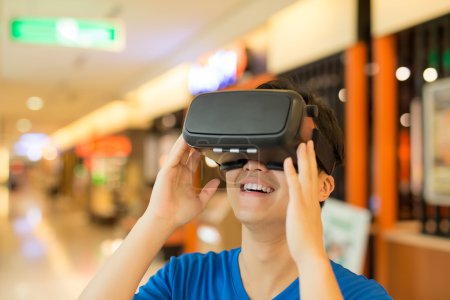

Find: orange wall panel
345;42;369;208
373;35;398;289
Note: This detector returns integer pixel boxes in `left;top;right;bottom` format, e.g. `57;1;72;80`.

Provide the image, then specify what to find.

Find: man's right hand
144;135;220;229
79;135;219;300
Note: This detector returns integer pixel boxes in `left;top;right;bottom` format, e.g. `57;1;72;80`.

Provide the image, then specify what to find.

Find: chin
232;205;287;229
227;188;288;225
234;209;266;224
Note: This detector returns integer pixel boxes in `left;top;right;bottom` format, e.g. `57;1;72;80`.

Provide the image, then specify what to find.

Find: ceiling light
338;89;346;102
27;97;43;111
423;68;438;82
26;146;43;162
43;145;58;161
400;113;411;127
14;133;48;157
396;67;411;81
16;119;32;132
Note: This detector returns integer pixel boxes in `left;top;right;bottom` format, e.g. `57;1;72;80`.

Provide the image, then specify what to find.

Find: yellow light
0;147;9;183
0;186;9;218
400;113;411;127
50;101;128;151
50;64;191;151
43;145;58;160
16;118;32;133
133;64;192;120
27;96;44;111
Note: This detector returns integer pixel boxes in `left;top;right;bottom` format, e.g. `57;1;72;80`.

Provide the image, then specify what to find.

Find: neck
239;224;299;299
241;223;288;260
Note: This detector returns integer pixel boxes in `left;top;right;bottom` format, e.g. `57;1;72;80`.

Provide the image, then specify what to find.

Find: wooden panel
387;240;450;300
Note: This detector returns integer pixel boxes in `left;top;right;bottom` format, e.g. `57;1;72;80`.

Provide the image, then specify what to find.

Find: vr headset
182;89;337;175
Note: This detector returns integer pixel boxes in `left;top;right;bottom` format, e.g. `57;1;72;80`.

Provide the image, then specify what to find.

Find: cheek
272;171;289;194
272;173;290;206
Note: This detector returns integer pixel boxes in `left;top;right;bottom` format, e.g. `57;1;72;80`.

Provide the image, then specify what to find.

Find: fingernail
284;157;292;168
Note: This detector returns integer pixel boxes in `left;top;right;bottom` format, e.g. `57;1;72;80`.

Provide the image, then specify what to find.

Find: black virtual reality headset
182;89;337;175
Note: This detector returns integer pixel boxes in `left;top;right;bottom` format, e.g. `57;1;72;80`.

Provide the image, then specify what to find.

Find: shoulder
135;249;240;299
331;261;392;300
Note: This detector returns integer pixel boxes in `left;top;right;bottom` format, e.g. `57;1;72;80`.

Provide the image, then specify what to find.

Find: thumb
198;178;221;206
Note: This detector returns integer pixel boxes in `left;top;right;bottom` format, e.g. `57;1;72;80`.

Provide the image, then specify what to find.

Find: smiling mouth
240;183;274;194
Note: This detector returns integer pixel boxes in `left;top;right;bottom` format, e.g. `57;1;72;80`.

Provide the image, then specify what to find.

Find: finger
297;143;309;182
284;157;302;202
187;149;202;173
165;135;190;168
180;147;192;165
298;141;319;203
180;145;197;166
284;157;298;186
298;142;317;201
198;178;221;206
306;140;318;178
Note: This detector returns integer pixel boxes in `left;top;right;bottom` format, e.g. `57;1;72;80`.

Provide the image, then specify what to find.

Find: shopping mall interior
1;0;450;299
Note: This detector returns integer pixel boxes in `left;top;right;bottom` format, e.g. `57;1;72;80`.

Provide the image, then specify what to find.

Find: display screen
424;78;450;205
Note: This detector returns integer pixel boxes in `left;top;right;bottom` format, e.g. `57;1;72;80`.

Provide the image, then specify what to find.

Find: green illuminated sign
10;18;124;51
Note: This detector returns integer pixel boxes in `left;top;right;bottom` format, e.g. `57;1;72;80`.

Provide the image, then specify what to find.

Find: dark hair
256;78;345;172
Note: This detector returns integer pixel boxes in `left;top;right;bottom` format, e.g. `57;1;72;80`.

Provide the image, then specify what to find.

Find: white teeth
243;183;273;193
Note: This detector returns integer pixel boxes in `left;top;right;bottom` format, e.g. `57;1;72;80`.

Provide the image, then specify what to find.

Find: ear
318;173;335;202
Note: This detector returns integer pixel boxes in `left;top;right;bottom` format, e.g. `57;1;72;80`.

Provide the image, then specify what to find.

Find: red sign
76;135;132;158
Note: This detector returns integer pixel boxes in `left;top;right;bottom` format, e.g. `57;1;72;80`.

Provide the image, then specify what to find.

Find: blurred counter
384;221;450;300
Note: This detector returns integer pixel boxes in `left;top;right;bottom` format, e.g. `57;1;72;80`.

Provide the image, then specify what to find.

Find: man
80;79;391;299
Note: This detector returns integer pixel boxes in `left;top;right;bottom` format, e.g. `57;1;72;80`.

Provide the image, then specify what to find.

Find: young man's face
225;160;291;227
225;159;334;227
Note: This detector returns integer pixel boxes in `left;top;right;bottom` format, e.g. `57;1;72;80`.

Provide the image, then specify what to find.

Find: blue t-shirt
134;248;392;299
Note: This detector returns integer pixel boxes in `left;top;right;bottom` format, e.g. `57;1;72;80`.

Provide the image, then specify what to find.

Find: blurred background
1;0;450;299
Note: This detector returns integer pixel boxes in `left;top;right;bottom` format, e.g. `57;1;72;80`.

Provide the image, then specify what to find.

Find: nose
243;160;269;172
